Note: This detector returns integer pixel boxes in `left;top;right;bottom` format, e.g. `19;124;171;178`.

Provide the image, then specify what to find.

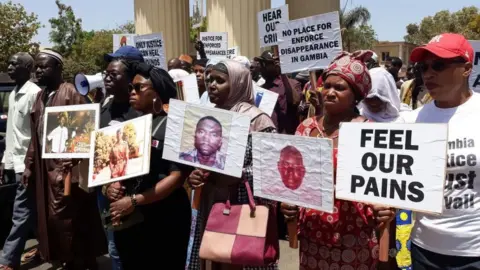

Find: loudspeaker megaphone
74;73;105;103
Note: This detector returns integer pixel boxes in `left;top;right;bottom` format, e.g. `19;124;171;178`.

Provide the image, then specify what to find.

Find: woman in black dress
106;63;191;269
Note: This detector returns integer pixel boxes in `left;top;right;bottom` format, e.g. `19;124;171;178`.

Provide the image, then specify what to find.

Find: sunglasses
417;58;466;73
129;83;152;92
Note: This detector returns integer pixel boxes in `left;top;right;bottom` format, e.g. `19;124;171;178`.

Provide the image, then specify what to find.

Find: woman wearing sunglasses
108;63;191;269
376;33;479;269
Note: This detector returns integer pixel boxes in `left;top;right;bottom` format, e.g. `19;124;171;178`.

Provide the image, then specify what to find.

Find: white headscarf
168;69;189;82
359;67;401;123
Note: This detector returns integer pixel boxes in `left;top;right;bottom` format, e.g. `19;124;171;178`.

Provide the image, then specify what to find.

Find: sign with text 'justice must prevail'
134;33;167;70
470;40;480;93
258;5;289;48
335;123;448;214
277;11;342;74
200;32;228;59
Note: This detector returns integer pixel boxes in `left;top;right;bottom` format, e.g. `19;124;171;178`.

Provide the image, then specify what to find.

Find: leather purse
199;181;279;266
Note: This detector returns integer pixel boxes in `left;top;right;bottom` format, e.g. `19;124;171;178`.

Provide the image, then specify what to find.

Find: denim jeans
0;171;35;268
96;188;122;270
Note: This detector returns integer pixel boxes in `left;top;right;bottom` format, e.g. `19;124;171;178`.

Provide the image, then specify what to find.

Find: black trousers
412;243;480;270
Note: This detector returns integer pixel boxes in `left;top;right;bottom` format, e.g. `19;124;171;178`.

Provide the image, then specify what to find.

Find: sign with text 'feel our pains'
200;32;228;59
335;122;448;214
134;33;167;70
257;5;289;48
469;40;480;93
277;11;342;74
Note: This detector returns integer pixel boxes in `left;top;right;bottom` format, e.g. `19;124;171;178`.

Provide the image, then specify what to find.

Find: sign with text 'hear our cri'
257;5;289;48
470;40;480;93
335;122;448;214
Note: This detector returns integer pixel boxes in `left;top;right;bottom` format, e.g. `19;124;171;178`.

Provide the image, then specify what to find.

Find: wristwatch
131;194;138;207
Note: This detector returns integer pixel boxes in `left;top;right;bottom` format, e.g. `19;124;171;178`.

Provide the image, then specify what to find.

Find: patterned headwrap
39;49;64;66
322;50;373;100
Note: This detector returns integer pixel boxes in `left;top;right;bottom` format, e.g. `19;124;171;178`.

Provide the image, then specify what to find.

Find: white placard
175;74;200;104
336;122;448;214
258;5;289;48
226;46;239;59
88;114;152;187
134;33;167;70
470;40;480;93
253;133;334;213
113;34;136;53
42;104;100;159
253;85;279;117
163;99;250;178
200;32;228;59
277;11;342;74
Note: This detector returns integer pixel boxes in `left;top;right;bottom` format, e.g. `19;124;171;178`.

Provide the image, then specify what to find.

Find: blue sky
10;0;479;47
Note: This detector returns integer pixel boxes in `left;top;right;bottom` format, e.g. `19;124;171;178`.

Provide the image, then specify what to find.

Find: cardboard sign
113;34;136;53
252;133;334;212
42;104;100;159
277;11;342;74
226;46;239;59
134;33;167;70
174;74;201;104
200;32;228;59
253;85;279;117
470;40;480;93
336;122;448;214
258;5;289;48
88;114;152;187
163;99;250;178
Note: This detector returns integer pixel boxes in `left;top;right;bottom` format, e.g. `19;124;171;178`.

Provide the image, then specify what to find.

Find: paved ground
10;239;299;270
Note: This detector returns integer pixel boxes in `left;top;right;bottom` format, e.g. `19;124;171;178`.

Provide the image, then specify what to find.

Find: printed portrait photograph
179;105;233;170
252;133;334;213
88;114;152;187
42;104;100;159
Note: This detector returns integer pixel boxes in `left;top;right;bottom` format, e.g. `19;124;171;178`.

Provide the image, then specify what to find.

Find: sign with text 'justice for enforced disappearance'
470;40;480;93
335;123;448;214
277;11;342;74
200;32;228;59
257;5;289;48
134;33;167;70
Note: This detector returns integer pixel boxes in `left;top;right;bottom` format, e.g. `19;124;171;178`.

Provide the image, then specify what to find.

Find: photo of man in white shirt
47;115;68;153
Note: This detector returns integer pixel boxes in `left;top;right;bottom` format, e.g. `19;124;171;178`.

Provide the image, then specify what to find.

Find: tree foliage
339;4;376;52
346;25;377;52
190;17;207;43
404;6;480;45
49;0;83;57
0;1;42;71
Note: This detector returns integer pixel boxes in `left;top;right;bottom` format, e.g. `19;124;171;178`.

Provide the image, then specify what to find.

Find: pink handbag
199;181;279;266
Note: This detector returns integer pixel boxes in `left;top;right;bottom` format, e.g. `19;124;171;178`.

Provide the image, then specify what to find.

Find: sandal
20;248;38;264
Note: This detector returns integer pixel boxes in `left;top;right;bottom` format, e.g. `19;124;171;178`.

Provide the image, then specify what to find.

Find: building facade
373;41;418;66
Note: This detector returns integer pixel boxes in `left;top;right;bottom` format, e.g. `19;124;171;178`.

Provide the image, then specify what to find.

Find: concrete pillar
286;0;340;20
134;0;190;60
207;0;271;59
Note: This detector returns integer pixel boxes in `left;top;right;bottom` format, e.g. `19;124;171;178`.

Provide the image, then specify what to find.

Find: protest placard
277;11;342;74
163;99;250;178
252;133;334;212
200;32;228;59
336;122;448;214
113;34;136;53
470;40;480;93
174;74;200;104
42;104;100;159
135;33;167;70
226;46;239;59
258;5;289;48
88;114;152;187
253;85;279;117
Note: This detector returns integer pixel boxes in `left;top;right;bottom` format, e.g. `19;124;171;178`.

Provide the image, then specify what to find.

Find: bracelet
101;184;109;196
131;194;138;207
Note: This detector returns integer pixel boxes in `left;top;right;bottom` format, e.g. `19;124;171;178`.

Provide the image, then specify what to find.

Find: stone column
134;0;190;60
207;0;271;59
286;0;340;20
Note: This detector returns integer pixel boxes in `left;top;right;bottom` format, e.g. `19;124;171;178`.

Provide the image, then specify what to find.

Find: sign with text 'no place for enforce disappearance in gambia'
200;32;228;59
470;40;480;93
335;122;448;214
257;5;289;48
134;33;167;70
277;11;342;74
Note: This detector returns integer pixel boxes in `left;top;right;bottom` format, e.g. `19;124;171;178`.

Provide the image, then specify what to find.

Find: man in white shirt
47;115;68;153
0;52;41;269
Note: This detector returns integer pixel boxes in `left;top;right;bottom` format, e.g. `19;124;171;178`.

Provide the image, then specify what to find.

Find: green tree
340;5;373;52
49;0;83;57
404;6;480;45
346;25;377;52
190;17;207;43
0;1;42;71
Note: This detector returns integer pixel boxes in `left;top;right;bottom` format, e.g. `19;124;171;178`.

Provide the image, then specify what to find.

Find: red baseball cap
410;33;474;63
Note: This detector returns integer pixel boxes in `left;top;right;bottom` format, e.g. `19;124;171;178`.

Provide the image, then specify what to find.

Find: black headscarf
133;63;177;104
